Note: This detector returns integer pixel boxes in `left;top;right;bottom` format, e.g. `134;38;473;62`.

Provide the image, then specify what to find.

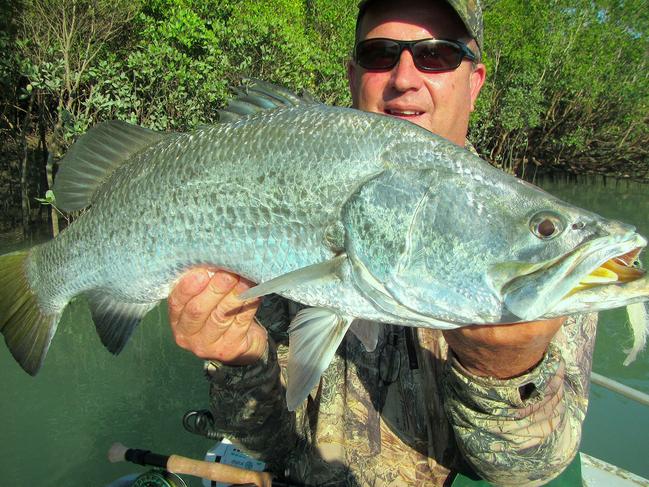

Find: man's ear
469;63;487;112
347;59;360;108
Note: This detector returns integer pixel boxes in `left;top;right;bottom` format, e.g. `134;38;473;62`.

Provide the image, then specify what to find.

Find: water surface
1;233;212;486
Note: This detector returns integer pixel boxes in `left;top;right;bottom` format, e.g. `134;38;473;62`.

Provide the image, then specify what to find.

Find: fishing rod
108;442;273;487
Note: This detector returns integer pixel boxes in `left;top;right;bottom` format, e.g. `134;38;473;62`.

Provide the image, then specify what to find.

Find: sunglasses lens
413;41;463;71
356;39;401;70
355;39;470;72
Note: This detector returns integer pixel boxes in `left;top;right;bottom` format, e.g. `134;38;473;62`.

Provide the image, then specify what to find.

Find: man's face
348;1;486;146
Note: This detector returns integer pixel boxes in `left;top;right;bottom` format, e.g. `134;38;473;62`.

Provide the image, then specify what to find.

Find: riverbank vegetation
0;0;647;233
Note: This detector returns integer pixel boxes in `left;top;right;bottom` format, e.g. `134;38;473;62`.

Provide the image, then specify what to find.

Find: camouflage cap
356;0;484;54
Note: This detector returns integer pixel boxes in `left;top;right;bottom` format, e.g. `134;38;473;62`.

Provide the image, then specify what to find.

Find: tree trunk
19;95;34;236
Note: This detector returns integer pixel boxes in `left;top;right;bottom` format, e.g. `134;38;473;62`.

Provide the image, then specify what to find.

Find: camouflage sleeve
204;295;354;484
204;335;300;473
443;313;598;486
203;295;302;474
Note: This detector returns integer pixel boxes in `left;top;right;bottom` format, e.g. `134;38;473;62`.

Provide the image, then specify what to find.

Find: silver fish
1;80;647;409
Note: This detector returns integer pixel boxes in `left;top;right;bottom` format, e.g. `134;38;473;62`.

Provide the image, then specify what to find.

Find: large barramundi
1;81;647;409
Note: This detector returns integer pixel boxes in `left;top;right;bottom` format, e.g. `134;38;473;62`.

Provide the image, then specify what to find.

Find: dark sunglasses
354;38;477;72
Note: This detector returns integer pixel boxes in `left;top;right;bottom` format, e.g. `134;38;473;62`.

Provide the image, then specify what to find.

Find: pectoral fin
239;255;346;300
286;308;353;411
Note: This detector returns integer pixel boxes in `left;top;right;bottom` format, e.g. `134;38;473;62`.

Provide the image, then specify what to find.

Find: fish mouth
572;247;645;292
496;233;648;320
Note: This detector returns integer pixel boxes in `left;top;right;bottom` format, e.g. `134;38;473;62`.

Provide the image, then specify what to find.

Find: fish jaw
494;232;647;320
547;273;649;317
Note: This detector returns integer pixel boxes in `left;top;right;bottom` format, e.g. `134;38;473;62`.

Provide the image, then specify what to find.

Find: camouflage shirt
204;295;597;486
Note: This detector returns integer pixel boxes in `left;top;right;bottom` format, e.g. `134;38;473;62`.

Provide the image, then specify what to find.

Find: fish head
343;166;647;325
486;180;647;320
490;180;647;319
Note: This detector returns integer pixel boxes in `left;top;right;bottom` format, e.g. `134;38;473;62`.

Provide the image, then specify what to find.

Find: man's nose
390;49;424;92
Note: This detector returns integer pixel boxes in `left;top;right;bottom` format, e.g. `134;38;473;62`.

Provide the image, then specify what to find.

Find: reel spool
132;469;188;487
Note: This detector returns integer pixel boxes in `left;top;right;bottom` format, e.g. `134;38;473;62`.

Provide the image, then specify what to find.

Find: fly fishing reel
132;469;187;487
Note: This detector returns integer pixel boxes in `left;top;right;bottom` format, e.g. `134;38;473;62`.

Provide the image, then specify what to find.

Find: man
169;1;596;485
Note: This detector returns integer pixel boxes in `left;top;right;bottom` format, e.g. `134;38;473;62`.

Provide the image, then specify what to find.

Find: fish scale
1;80;648;410
29;106;391;308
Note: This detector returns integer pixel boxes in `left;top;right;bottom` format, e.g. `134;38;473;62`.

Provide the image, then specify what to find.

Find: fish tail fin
0;250;60;375
623;301;649;366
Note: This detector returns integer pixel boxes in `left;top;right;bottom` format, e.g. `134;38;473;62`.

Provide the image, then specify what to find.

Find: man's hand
442;317;566;379
168;268;267;365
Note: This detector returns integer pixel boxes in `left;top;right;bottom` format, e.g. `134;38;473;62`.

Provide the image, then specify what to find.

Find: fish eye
529;212;565;240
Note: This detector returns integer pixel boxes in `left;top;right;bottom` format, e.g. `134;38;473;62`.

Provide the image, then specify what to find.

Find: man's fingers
201;280;260;344
226;320;269;365
205;305;267;364
170;269;239;336
168;270;267;364
168;269;211;324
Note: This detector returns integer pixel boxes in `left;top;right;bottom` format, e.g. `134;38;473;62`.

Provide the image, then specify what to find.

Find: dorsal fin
218;79;319;123
52;121;166;212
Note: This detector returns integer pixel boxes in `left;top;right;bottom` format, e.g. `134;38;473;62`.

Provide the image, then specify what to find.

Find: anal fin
87;291;157;354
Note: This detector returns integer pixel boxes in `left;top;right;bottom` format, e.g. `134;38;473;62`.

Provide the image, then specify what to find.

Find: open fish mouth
573;248;645;292
499;232;648;321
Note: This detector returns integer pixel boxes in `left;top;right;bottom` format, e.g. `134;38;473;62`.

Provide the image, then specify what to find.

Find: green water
536;175;649;480
1;235;213;486
1;175;648;486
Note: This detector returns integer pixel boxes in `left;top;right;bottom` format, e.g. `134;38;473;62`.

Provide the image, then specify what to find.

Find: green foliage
0;0;23;113
28;0;357;134
473;0;648;176
34;189;55;205
1;0;647;231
